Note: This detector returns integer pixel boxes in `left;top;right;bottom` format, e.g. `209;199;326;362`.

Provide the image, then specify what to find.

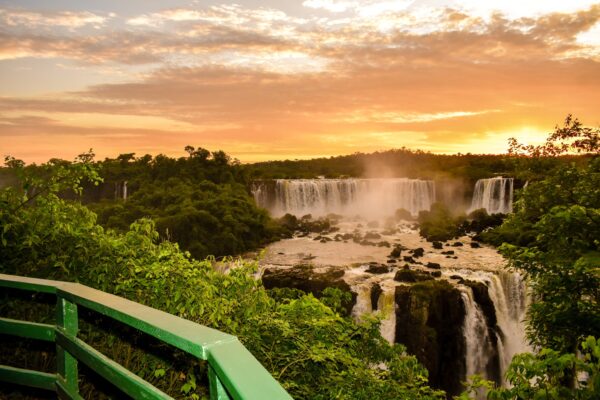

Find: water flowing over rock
459;284;500;386
470;177;513;214
252;178;435;218
455;270;530;388
114;180;128;201
346;270;529;397
352;284;372;320
485;271;531;379
259;218;530;398
377;287;396;345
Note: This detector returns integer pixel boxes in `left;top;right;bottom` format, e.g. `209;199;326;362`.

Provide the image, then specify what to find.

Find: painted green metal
55;329;171;400
56;376;85;400
0;273;293;400
0;274;60;294
207;340;292;400
56;297;79;395
0;317;55;341
56;284;237;359
0;365;56;390
209;365;232;400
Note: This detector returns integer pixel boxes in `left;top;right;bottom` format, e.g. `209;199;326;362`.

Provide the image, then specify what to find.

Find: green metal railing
0;273;292;400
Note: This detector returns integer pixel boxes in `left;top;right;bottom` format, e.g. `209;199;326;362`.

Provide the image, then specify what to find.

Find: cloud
1;3;600;162
336;110;501;124
0;8;109;29
1;4;599;67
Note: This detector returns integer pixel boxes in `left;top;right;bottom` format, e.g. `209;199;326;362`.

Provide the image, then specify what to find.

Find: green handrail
0;273;293;400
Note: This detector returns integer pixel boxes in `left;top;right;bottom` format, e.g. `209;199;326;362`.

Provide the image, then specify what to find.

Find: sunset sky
1;1;599;163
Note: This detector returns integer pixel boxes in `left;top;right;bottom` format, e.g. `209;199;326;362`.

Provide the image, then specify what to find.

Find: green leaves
459;336;600;400
0;150;445;400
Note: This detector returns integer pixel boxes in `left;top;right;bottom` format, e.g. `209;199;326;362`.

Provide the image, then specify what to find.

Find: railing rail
0;273;292;400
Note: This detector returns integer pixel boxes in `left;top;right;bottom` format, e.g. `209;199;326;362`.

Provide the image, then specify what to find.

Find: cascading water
377;287;396;345
460;286;496;399
351;284;373;321
486;272;531;379
470;177;513;214
456;270;530;386
114;180;128;201
252;178;436;218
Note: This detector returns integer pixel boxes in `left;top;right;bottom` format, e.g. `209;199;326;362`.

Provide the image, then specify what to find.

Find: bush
417;203;465;242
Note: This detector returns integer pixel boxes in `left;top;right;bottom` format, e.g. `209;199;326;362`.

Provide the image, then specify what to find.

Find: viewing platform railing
0;273;292;400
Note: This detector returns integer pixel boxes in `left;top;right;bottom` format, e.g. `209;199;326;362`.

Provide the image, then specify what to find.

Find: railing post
208;365;231;400
56;295;79;397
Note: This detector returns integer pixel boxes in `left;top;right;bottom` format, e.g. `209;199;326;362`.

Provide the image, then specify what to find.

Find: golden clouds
0;3;599;162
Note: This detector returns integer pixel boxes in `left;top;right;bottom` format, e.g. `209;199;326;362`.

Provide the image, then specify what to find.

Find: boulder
426;262;441;270
389;245;403;258
411;247;425;258
394;269;433;283
470;242;481;248
432;241;444;249
366;264;390;274
370;283;383;311
395;281;466;396
452;242;463;247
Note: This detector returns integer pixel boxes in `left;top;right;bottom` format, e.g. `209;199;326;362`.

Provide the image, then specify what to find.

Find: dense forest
1;116;599;399
7;138;580;261
0;145;530;260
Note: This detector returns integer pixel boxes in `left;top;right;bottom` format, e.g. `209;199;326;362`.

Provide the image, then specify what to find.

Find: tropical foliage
0;155;443;399
460;116;600;398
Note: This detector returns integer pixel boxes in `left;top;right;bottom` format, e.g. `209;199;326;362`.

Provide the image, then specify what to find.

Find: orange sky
1;1;599;163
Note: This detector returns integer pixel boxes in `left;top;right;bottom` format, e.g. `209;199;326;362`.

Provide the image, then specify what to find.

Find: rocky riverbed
252;217;529;398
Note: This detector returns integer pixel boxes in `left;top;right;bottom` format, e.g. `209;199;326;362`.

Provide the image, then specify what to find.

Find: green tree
458;336;600;400
459;117;600;399
496;117;600;353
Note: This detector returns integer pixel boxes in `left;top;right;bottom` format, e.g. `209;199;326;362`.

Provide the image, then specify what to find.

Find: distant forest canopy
247;149;509;180
0;147;590;260
0;116;594;259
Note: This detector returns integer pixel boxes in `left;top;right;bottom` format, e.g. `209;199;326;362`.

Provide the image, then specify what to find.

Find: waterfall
485;272;531;380
114;180;128;201
252;178;436;218
458;270;531;386
252;181;270;210
351;284;373;321
351;284;395;344
470;177;513;214
460;287;496;382
377;287;396;345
